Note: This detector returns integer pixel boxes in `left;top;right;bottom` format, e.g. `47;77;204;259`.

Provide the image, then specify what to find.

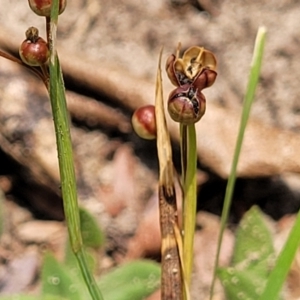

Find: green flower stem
181;123;197;288
49;2;103;300
210;26;266;299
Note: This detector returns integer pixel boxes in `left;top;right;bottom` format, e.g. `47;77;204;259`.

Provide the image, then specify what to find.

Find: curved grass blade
210;26;267;299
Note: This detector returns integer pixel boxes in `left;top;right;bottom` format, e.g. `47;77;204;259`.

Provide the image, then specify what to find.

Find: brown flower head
166;45;217;90
166;45;217;124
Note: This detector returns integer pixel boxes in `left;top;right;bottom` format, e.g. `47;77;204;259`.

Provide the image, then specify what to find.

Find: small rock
0;249;39;294
16;220;65;244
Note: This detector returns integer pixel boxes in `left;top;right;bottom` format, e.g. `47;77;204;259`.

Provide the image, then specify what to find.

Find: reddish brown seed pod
192;68;218;91
19;27;49;67
168;84;206;125
28;0;66;17
132;105;157;140
166;45;218;89
165;54;181;87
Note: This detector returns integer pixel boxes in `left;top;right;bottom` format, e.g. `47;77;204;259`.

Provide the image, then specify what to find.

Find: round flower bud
19;27;49;67
28;0;66;17
168;84;206;125
132;105;156;140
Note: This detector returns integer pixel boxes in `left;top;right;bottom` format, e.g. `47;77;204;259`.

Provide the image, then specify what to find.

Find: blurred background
0;0;300;298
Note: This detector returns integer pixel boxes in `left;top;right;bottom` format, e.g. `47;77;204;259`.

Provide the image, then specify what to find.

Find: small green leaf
42;296;68;300
41;253;86;300
0;295;67;300
98;260;161;300
64;207;103;270
0;296;38;300
64;240;97;274
79;207;105;248
217;206;279;300
232;206;274;272
217;267;266;299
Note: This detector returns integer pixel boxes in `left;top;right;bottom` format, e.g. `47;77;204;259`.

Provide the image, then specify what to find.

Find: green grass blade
48;48;104;300
259;209;300;299
49;51;81;256
210;26;267;299
49;2;103;299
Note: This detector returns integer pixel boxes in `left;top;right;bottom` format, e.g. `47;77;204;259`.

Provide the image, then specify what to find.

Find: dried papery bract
28;0;66;17
156;50;184;300
19;27;49;67
175;47;217;81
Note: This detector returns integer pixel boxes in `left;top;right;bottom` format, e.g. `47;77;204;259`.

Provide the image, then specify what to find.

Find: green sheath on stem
181;124;197;288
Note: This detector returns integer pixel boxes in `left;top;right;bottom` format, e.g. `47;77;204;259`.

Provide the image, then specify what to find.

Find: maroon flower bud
168;84;206;125
28;0;66;17
132;105;157;140
19;27;49;67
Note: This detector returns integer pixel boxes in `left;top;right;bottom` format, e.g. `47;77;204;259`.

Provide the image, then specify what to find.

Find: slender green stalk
259;210;300;299
209;26;267;299
181;124;197;288
180;124;187;184
49;2;103;299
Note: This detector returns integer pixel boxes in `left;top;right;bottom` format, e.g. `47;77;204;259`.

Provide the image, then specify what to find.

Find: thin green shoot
48;1;103;299
210;26;267;299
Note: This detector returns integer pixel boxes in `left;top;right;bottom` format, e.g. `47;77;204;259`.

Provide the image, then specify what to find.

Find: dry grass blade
173;222;190;300
155;49;183;300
